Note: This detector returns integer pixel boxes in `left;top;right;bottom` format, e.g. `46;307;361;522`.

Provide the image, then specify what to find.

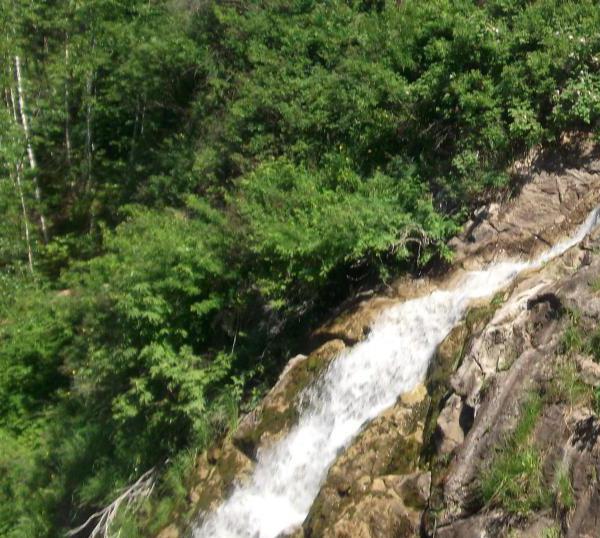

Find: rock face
183;339;348;524
303;384;429;538
432;228;600;537
161;146;600;538
233;340;346;458
449;146;600;269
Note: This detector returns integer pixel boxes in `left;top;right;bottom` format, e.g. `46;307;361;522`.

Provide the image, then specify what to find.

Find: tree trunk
64;38;72;169
5;83;34;274
85;69;97;231
14;54;48;244
85;72;94;194
14;161;34;274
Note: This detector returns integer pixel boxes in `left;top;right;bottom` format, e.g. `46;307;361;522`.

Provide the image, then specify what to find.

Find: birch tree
3;84;34;274
13;54;48;244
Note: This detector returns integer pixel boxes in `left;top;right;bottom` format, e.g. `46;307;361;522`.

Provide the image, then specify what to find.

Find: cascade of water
194;208;600;538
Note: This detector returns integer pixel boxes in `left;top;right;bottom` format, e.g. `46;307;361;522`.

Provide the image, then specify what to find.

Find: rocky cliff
160;145;600;538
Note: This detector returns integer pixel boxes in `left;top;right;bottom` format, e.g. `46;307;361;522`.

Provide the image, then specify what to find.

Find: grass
480;390;580;518
558;306;600;364
560;310;586;355
553;464;575;511
479;393;551;516
589;330;600;363
590;277;600;293
547;359;594;408
490;291;506;308
541;526;561;538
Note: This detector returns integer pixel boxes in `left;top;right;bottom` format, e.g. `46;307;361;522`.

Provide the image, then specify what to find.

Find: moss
385;437;422;476
235;344;339;452
428;322;469;391
465;303;497;333
306;353;324;371
241;404;299;451
421;322;470;470
404;396;429;435
490;291;506;307
215;448;244;485
400;480;428;510
541;525;561;538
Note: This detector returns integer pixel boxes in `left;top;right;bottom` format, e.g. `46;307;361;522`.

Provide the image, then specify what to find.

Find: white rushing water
195;208;600;538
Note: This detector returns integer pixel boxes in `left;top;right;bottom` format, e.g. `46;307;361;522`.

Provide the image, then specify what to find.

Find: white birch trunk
6;84;34;274
64;38;72;168
14;54;48;243
84;55;100;232
15;162;34;274
85;72;94;194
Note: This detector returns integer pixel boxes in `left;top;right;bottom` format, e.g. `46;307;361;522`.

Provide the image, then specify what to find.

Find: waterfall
194;208;600;538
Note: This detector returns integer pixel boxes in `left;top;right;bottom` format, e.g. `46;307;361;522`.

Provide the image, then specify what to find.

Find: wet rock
312;296;396;346
311;472;431;538
234;340;345;458
189;439;254;515
304;385;429;537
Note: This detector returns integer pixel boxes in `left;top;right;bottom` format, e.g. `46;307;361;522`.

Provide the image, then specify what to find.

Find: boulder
435;394;467;455
234;340;346;457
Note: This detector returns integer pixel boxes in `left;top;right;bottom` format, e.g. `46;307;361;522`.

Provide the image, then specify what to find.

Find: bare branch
67;468;156;538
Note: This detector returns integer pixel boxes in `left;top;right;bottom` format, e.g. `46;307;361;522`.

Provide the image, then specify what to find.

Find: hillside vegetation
1;1;600;536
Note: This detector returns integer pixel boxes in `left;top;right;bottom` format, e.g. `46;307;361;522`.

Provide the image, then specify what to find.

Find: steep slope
157;146;600;538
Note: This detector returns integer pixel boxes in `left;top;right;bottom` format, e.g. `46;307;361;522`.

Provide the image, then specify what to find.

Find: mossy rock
233;340;345;457
421;322;471;466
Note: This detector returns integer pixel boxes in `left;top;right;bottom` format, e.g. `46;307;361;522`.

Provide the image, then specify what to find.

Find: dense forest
1;0;600;536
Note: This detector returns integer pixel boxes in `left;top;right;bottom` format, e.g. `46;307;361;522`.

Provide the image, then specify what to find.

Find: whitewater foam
194;208;600;538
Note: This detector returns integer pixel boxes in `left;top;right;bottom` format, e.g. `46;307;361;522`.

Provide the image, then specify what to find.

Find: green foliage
480;393;551;515
0;284;71;430
237;159;456;311
559;308;600;363
112;448;200;537
541;526;562;538
3;0;600;535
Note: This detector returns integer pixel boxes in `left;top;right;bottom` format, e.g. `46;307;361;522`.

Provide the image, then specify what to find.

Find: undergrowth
479;393;550;515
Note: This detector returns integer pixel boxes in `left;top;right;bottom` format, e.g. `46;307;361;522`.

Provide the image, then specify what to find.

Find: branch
67;468;156;538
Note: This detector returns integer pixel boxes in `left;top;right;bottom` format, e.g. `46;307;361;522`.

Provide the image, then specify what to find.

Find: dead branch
67;468;156;538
